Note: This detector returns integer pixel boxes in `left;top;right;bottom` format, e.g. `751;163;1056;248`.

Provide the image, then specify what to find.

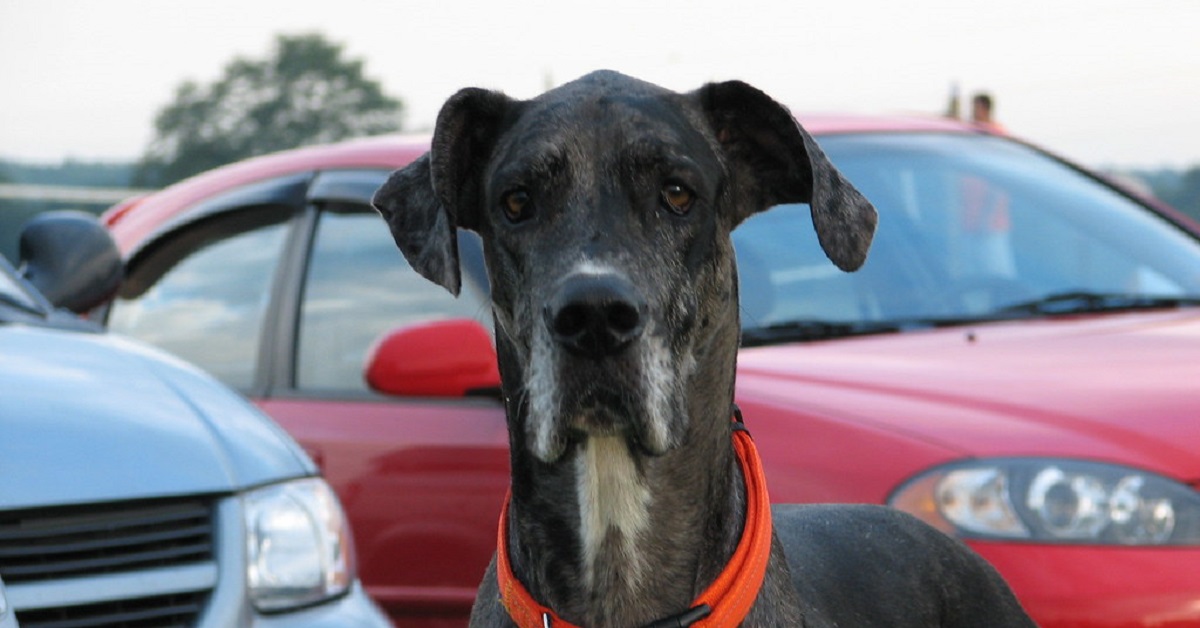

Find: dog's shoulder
772;503;1036;627
467;555;517;628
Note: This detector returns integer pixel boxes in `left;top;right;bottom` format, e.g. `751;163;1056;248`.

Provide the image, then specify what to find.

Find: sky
2;0;1198;169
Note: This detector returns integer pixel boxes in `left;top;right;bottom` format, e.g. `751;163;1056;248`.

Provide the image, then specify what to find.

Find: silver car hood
0;325;314;510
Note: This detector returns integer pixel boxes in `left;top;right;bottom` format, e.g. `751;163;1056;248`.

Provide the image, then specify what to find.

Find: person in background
945;81;961;119
971;92;1006;133
958;91;1014;288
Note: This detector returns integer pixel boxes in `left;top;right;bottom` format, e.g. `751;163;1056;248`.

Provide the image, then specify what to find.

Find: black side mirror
19;210;123;313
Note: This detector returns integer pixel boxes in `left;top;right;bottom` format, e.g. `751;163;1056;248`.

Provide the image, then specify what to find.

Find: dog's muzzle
543;273;646;358
524;269;686;462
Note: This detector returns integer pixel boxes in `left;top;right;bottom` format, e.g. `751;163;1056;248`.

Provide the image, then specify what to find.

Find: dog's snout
545;274;646;358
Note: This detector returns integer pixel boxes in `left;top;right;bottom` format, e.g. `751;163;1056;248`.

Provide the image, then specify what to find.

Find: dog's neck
573;434;653;591
499;332;745;627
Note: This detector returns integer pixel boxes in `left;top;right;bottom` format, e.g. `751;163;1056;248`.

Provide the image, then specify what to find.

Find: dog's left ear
694;81;877;271
373;88;516;295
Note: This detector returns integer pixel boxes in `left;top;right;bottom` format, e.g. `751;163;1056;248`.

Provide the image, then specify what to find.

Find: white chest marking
575;436;651;589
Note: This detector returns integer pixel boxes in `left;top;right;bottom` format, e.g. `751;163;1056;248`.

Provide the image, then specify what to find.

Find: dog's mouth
559;361;660;449
525;332;688;463
560;388;657;452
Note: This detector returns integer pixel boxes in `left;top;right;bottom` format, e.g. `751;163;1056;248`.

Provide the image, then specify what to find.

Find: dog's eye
502;189;533;223
660;183;694;215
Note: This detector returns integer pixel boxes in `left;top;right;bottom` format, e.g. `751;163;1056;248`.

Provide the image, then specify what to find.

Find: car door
108;169;511;625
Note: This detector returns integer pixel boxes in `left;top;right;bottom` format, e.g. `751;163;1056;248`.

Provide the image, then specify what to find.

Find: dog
373;71;1035;627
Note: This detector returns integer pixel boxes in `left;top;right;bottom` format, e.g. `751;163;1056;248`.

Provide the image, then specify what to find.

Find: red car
102;116;1200;628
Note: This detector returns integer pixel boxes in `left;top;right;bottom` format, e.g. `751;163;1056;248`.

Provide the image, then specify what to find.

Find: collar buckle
643;603;713;628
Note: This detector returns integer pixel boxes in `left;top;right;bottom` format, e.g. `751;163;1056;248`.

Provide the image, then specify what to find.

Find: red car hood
736;309;1200;482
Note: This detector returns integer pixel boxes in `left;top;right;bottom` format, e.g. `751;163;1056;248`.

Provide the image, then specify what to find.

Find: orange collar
495;424;773;628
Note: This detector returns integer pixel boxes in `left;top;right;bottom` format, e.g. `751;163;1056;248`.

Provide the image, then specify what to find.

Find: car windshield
735;132;1200;345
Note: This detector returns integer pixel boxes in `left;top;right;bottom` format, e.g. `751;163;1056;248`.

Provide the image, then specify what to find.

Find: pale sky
2;0;1198;168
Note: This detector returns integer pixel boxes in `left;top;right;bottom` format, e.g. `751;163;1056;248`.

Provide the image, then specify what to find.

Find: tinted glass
734;133;1200;329
108;208;291;389
296;204;488;391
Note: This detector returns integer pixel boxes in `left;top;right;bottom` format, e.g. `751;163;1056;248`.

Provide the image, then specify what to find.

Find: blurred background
2;0;1198;259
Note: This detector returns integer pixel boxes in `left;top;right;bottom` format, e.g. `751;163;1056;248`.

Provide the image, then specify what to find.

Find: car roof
102;114;987;252
796;112;988;136
102;134;432;249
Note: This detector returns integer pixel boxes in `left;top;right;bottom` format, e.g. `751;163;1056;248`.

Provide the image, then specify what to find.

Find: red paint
366;319;501;398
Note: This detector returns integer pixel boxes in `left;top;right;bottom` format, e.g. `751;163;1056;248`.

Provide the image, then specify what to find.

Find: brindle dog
373;70;1034;628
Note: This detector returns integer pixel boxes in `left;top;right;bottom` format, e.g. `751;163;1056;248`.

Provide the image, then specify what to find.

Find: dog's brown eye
502;189;532;222
660;183;694;215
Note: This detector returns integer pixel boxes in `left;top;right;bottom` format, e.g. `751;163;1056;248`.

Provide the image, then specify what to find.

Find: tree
134;33;403;186
1167;167;1200;222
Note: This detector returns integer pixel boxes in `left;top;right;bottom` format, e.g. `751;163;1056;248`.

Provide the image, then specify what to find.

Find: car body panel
103;136;431;254
254;396;508;619
970;542;1200;627
0;325;313;510
739;310;1200;482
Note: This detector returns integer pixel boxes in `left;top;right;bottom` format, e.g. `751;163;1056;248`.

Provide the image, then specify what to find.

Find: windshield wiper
996;291;1200;317
741;319;906;346
739;293;1200;346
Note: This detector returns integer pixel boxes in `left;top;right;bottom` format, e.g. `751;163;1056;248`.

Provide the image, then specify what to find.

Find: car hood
0;325;314;510
736;309;1200;482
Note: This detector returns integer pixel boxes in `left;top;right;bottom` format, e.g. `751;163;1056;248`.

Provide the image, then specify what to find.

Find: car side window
296;203;488;391
108;207;293;390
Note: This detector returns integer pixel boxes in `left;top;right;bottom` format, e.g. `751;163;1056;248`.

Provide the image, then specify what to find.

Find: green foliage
1134;167;1200;223
133;33;403;187
1;159;133;188
0;159;137;261
1162;167;1200;222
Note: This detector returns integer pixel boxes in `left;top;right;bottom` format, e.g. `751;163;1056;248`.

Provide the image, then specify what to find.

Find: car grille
0;497;215;627
10;592;206;628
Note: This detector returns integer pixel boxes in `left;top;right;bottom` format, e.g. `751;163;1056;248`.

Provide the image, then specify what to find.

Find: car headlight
889;458;1200;545
0;575;9;622
243;477;355;612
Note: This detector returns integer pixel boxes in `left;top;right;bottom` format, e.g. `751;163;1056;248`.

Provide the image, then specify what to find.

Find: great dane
373;70;1034;627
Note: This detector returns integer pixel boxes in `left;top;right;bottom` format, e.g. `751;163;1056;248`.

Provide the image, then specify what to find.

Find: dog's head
374;71;875;463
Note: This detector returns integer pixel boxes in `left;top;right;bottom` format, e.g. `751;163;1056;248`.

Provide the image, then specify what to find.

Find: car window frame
123;173;313;264
109;167;494;403
107;174;311;397
272;168;491;402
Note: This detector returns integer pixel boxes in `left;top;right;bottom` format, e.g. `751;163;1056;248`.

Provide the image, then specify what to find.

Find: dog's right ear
373;88;516;295
373;154;462;295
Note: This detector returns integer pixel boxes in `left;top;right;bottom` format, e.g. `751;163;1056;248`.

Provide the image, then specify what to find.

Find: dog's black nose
545;274;646;358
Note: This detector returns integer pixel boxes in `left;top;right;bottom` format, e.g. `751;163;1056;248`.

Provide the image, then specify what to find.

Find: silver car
0;212;388;627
